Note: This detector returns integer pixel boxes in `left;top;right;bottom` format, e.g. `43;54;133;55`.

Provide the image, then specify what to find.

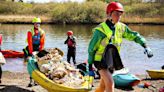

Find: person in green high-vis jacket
88;2;153;92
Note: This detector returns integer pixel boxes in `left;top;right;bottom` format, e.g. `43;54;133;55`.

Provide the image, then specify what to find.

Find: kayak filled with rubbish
27;48;93;92
1;50;24;58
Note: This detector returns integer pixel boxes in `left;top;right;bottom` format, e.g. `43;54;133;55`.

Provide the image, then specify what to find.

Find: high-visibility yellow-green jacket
88;21;146;64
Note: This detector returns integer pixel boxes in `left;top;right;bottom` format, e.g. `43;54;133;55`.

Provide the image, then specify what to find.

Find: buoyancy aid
94;22;126;62
32;31;40;45
67;36;76;47
25;27;45;54
27;27;44;45
67;39;74;47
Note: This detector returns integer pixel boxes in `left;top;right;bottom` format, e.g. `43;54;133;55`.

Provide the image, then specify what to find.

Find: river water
0;24;164;74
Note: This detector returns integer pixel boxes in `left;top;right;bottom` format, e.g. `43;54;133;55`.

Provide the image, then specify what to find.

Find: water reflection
0;24;163;74
128;24;164;39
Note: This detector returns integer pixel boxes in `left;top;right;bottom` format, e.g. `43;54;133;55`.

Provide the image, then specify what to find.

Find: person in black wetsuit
64;30;76;65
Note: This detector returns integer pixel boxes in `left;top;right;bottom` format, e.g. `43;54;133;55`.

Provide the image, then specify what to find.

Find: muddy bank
0;71;163;92
0;15;164;25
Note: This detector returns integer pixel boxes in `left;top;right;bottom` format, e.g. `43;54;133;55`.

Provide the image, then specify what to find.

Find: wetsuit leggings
67;48;76;65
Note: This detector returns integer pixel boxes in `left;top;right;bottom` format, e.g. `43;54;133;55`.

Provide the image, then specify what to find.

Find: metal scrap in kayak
0;50;24;58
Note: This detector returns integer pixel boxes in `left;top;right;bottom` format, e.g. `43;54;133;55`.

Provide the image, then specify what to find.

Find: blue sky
23;0;85;3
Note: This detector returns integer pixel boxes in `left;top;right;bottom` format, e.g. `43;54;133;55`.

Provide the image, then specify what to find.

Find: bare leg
98;69;114;92
95;78;105;92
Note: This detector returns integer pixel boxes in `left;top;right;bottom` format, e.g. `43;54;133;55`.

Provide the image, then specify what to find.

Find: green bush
125;3;164;17
51;1;105;23
17;3;33;15
84;1;106;23
0;2;19;14
32;4;51;16
159;7;164;16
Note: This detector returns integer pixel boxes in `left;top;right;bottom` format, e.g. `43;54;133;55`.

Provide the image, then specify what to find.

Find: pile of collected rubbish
33;48;85;88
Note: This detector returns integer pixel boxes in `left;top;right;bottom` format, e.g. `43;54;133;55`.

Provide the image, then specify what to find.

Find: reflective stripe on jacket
94;22;125;61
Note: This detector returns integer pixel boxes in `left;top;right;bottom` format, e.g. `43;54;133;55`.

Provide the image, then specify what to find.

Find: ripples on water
0;24;164;74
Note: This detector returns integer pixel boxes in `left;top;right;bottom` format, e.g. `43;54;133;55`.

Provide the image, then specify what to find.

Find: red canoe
0;50;24;58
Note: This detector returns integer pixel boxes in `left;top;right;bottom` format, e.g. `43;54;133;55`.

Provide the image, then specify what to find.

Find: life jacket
67;37;75;47
24;27;45;54
67;39;74;47
31;27;44;45
32;31;40;45
26;27;44;45
94;22;126;62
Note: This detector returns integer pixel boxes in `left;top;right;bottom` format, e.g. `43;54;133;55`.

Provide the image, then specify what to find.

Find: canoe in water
146;70;164;79
27;57;93;92
1;50;24;58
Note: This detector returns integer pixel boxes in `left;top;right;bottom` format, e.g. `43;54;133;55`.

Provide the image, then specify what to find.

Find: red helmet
106;2;124;14
67;31;73;36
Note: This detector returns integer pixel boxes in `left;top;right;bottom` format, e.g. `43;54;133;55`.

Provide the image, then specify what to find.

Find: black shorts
93;60;112;70
94;61;114;73
93;44;124;73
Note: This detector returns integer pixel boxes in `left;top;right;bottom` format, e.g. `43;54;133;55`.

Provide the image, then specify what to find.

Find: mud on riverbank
0;15;164;25
0;71;163;92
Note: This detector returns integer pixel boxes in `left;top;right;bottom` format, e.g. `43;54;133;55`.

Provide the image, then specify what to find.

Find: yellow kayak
27;57;93;92
146;70;164;79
